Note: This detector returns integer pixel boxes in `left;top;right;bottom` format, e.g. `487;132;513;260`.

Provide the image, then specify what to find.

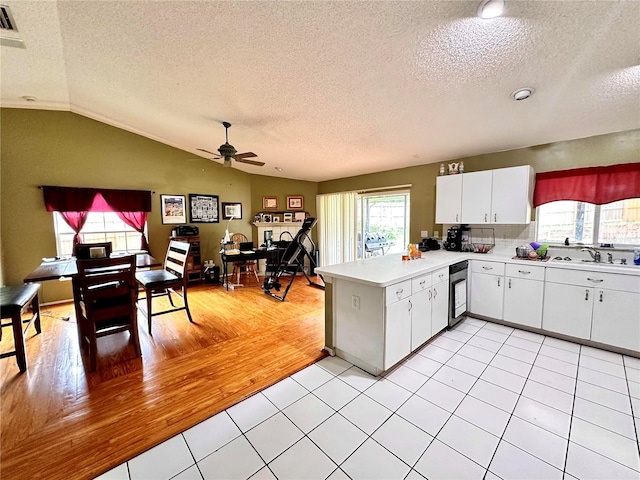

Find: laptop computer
239;241;254;252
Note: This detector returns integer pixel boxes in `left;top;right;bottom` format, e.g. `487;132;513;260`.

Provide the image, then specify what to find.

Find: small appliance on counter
443;225;468;251
419;238;441;251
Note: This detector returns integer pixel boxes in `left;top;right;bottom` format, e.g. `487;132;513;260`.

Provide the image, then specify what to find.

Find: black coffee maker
444;226;467;251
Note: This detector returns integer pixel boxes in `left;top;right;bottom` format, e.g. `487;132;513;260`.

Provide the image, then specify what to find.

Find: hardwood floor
0;277;326;480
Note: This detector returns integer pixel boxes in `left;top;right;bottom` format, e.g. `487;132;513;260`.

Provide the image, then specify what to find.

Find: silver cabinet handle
429;289;432;300
484;213;488;222
456;214;459;222
439;273;444;281
408;299;412;311
433;287;437;299
585;289;589;301
396;288;403;299
497;277;501;287
494;213;497;222
419;280;426;289
599;291;603;302
508;279;512;288
482;266;493;270
587;278;604;283
518;270;531;275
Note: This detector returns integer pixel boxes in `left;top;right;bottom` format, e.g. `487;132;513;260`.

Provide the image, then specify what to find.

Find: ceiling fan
197;121;265;168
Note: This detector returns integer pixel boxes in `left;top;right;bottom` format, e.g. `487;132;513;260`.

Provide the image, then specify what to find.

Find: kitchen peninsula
317;250;640;376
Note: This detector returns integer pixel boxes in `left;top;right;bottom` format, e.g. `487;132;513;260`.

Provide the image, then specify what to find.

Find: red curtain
42;186;152;212
59;211;89;247
117;211;150;251
533;163;640;207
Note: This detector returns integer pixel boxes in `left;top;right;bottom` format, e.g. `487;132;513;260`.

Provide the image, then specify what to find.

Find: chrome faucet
582;247;601;263
607;252;614;264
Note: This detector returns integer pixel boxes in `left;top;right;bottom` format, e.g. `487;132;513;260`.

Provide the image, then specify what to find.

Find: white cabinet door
469;271;504;319
461;170;493;224
591;289;640;352
435;175;463;224
431;281;449;335
385;298;412;369
503;277;544;328
411;288;432;351
491;166;533;224
543;283;593;339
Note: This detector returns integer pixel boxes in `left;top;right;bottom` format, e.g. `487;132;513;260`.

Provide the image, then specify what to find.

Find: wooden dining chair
135;240;193;334
74;255;140;372
230;233;259;284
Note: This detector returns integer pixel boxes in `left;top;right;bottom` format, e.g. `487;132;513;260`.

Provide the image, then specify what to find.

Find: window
357;191;410;259
54;211;146;256
536;199;640;246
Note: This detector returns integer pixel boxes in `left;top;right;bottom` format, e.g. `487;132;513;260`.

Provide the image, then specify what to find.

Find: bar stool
0;284;42;372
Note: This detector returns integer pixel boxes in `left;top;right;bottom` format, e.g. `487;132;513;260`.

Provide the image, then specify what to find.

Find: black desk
221;249;279;290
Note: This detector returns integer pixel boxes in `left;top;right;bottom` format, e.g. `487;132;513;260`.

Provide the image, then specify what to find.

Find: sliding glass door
357;191;410;259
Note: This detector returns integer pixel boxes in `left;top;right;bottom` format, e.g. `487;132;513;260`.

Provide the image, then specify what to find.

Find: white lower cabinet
542;283;594;339
431;269;449;335
469;260;505;319
543;268;640;350
503;264;545;328
410;274;432;351
385;297;412;369
591;288;640;352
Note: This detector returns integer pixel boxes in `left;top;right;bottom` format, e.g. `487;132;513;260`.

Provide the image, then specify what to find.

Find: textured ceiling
1;0;639;181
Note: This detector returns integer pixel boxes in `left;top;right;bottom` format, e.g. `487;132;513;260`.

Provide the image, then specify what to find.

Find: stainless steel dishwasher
448;260;468;329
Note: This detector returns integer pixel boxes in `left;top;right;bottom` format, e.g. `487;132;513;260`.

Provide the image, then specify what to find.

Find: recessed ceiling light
274;167;283;172
511;87;534;101
477;0;504;19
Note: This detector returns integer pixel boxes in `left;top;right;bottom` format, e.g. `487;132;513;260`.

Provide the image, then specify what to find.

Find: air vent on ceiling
0;5;18;31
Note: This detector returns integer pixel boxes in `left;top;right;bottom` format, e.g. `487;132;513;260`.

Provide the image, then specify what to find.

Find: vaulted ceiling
1;1;639;181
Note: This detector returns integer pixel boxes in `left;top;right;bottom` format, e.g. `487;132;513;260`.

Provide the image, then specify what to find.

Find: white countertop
316;250;640;288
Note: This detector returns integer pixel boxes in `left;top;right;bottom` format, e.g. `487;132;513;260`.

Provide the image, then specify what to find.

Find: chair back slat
164;241;190;278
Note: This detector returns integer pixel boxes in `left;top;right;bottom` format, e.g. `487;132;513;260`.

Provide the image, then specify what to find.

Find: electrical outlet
352;295;360;310
421;230;429;238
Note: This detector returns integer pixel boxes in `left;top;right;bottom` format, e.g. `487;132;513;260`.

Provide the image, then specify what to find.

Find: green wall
2;107;638;304
318;129;640;242
0;109;312;302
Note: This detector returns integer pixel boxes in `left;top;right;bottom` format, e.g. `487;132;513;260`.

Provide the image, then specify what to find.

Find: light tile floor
97;318;640;480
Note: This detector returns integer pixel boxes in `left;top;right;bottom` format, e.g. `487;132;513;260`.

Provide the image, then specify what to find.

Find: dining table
23;252;161;283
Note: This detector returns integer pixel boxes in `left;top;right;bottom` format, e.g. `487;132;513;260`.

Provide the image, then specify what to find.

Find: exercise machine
262;217;324;302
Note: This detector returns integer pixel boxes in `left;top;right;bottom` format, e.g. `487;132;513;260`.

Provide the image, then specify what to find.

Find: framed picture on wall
263;196;278;209
222;202;242;220
189;194;219;223
287;196;304;209
160;194;187;224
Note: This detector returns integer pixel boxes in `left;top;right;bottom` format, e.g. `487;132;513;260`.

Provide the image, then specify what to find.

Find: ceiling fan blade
197;148;218;156
236;158;265;167
234;152;257;159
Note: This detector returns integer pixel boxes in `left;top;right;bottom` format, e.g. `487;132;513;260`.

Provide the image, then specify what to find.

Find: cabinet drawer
505;263;545;281
546;268;640;293
432;267;449;285
386;279;412;305
471;260;505;276
412;274;431;293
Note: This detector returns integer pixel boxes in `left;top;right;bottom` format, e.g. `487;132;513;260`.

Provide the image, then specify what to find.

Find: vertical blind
316;192;357;267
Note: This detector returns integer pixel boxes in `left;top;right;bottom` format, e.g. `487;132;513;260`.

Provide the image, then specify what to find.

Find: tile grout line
561;344;581;477
621;355;640;460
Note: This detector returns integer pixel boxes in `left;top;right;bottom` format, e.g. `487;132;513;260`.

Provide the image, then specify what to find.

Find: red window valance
533;163;640;207
42;186;152;212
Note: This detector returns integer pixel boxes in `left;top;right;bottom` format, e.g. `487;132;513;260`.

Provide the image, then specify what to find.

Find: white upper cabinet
435;174;462;224
436;165;534;225
491;166;534;224
461;170;493;224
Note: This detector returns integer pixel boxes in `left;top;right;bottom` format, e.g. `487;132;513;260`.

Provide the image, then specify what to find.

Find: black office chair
135;240;193;334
